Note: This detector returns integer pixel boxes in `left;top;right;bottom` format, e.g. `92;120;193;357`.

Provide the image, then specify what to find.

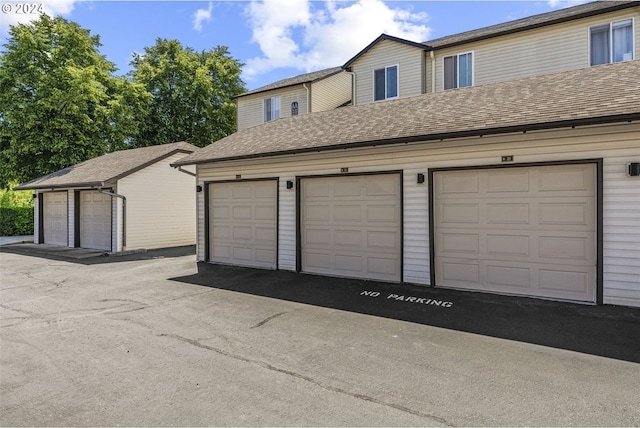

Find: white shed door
300;174;401;282
80;191;112;251
43;192;68;246
208;180;277;269
433;164;597;303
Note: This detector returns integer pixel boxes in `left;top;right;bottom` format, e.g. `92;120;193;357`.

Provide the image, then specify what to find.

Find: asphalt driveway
1;247;639;426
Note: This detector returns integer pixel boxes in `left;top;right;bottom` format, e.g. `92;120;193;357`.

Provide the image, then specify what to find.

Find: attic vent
291;101;299;116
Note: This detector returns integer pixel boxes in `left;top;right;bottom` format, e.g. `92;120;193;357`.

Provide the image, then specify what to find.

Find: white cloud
0;0;79;34
193;2;213;32
546;0;590;8
243;0;431;81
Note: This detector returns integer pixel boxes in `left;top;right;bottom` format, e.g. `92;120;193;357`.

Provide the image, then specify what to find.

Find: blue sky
1;0;588;90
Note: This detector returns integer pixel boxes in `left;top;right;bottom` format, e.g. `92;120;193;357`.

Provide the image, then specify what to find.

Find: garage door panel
539;235;591;261
538;167;594;192
441;233;481;255
440;173;479;194
209;181;277;269
367;205;398;222
440;204;480;224
334;205;362;221
487;203;530;224
487;171;529;192
301;174;401;282
538;202;591;225
487;234;529;256
434;164;596;303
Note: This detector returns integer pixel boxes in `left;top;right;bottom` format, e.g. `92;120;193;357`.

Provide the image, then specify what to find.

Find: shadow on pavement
0;243;195;264
172;262;640;364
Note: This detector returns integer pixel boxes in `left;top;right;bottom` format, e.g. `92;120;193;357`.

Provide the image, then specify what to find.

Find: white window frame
588;18;635;66
442;51;474;90
373;64;399;102
263;96;281;122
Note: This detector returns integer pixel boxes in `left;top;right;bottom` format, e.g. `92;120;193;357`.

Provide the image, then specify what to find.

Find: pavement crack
251;311;287;329
159;332;453;426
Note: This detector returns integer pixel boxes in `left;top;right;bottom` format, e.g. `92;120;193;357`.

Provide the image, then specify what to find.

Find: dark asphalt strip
172;263;640;364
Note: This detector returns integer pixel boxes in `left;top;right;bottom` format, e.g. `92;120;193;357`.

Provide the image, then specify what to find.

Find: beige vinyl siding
428;8;640;92
237;86;309;130
311;71;353;111
33;192;39;244
603;155;640;307
350;39;425;105
113;192;122;253
117;153;196;251
196;122;639;307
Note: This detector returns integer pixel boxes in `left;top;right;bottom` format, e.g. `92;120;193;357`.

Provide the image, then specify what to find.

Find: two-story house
236;66;352;130
174;1;640;309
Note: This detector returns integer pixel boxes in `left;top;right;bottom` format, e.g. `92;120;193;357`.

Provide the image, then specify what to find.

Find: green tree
0;15;150;188
129;38;245;148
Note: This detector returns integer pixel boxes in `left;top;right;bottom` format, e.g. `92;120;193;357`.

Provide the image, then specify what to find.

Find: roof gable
16;141;197;190
174;60;640;166
343;33;429;68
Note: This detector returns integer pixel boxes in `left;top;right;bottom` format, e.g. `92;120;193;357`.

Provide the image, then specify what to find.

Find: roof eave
14;181;106;191
173;112;640;167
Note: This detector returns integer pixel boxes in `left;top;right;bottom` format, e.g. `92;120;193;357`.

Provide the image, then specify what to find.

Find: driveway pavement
1;248;639;426
0;235;33;246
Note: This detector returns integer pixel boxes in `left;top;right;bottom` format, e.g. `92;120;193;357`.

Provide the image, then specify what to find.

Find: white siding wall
67;190;74;247
113;189;122;253
237;86;309;130
117;153;196;251
196;122;640;307
428;8;640;92
311;72;353;111
603;155;640;307
350;39;425;105
33;192;40;244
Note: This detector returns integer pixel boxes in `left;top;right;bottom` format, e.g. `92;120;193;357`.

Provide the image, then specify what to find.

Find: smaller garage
298;173;402;282
207;179;278;269
42;191;68;246
79;190;112;251
16;142;198;253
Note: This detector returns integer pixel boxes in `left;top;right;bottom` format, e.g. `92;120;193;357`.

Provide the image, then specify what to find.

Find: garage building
173;62;640;308
16;142;197;253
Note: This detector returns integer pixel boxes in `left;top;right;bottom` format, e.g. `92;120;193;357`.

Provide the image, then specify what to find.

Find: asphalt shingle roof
237;66;344;98
16;141;197;190
173;60;640;167
425;1;639;49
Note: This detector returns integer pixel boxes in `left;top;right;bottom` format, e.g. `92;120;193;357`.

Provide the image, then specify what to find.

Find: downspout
98;187;126;250
302;83;311;113
344;70;356;106
430;50;436;93
175;165;196;177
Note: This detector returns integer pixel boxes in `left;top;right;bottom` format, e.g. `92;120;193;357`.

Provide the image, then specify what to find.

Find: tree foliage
0;15;150;188
128;38;245;148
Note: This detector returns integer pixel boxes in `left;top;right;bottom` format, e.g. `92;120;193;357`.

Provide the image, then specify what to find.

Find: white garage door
300;173;401;282
433;164;597;303
80;190;112;251
208;180;277;269
43;192;68;246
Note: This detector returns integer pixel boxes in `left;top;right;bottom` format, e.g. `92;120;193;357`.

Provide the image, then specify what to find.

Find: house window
374;65;398;101
264;96;280;122
590;19;634;66
443;52;473;90
291;101;299;116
